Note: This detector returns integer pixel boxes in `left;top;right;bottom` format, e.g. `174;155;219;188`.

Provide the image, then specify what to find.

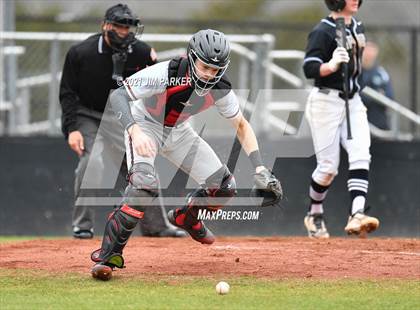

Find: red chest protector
144;57;231;127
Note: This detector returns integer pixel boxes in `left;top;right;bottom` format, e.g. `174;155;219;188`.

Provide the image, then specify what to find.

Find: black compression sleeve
249;150;264;169
110;87;136;131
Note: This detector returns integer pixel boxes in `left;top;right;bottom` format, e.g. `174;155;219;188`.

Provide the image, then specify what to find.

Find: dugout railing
267;49;420;140
1;31;419;140
0;31;273;137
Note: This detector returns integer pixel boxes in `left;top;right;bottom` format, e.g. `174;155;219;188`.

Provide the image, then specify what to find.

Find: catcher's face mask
188;49;229;97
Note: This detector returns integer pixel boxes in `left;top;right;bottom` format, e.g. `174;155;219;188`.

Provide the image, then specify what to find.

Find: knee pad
123;163;159;211
205;165;237;198
203;165;237;211
128;163;159;192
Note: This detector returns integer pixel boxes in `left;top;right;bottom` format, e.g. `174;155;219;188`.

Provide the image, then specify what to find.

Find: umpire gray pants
72;106;170;234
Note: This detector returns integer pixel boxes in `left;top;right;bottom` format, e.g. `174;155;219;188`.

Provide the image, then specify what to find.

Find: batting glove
327;47;350;72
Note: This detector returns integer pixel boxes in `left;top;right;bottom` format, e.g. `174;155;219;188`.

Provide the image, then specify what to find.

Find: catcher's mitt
251;168;283;207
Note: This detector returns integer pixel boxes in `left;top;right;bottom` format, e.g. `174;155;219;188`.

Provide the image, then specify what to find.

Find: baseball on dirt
215;281;230;295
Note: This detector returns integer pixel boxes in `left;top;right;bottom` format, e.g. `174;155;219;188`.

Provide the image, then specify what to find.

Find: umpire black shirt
59;33;155;138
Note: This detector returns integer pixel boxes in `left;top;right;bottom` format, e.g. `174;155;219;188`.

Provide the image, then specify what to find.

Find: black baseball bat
336;17;353;140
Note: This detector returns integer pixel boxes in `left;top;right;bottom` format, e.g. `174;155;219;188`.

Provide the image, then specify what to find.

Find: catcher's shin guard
177;188;208;227
179;165;236;226
91;163;159;268
91;204;143;268
168;166;236;244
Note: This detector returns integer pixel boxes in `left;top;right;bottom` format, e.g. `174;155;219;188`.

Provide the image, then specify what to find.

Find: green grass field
1;237;419;309
1;269;419;310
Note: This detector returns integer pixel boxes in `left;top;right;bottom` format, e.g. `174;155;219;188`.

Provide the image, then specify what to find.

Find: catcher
90;29;283;280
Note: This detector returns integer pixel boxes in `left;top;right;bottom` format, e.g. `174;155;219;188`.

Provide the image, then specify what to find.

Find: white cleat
344;212;379;237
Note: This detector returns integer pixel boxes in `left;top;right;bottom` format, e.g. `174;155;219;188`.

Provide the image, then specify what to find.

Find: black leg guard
91;204;143;268
168;166;236;245
91;163;159;268
179;188;208;227
176;165;237;226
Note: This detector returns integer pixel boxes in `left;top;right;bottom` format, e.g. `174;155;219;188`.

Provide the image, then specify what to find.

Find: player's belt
318;88;355;100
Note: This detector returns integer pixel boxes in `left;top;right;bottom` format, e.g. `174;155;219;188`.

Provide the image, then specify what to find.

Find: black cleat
73;229;94;239
143;226;187;238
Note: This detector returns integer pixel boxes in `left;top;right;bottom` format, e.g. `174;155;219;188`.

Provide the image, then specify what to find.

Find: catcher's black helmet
187;29;231;96
324;0;363;12
103;3;144;52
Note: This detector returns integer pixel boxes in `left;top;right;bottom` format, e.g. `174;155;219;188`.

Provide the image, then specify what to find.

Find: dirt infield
1;237;419;279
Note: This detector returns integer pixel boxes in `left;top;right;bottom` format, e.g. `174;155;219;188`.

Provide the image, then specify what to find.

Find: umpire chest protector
143;57;231;126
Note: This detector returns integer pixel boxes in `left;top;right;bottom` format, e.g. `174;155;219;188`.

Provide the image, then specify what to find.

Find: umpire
59;3;185;239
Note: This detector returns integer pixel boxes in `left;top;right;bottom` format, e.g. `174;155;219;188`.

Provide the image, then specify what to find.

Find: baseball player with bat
90;29;283;280
302;0;379;238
